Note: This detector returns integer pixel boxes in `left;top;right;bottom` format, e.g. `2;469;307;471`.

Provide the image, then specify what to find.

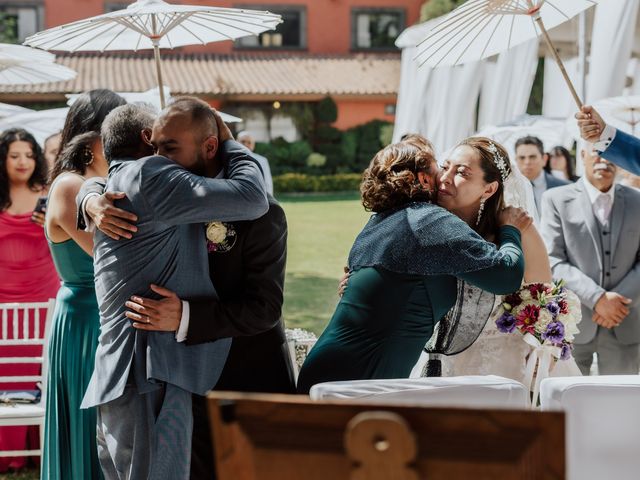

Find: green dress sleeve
458;225;524;295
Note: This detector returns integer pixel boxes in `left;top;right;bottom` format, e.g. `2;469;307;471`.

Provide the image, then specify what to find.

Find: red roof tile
0;53;400;98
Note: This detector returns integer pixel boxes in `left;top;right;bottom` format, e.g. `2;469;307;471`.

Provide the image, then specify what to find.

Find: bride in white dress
409;136;581;383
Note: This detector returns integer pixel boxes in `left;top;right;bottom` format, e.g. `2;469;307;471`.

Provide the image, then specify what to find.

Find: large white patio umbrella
24;0;282;107
0;107;69;146
0;102;33;118
415;0;598;108
67;86;243;123
476;114;574;159
0;43;76;85
593;95;640;136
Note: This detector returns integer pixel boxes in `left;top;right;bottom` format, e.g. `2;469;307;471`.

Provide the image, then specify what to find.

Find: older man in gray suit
81;103;268;479
541;142;640;375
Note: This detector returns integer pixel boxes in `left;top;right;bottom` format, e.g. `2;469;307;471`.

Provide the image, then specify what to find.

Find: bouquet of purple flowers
495;281;582;404
495;280;581;360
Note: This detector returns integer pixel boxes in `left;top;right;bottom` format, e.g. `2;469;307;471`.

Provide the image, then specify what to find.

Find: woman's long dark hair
457;137;511;241
549;145;577;181
49;89;125;181
51;132;101;183
0;128;47;211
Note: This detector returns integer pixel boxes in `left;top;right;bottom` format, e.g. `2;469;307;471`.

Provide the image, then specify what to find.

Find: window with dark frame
0;2;42;43
105;3;129;13
235;5;306;50
351;8;405;51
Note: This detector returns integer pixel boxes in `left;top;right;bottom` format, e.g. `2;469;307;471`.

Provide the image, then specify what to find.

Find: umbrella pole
152;39;166;109
534;15;583;108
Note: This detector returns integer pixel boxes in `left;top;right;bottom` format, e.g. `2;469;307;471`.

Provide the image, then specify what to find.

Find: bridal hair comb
487;142;510;183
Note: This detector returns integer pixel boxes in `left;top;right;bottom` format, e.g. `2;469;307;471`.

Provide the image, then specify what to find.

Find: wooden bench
207;391;565;480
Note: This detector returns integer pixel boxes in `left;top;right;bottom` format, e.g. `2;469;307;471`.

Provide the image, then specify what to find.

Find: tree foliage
420;0;466;22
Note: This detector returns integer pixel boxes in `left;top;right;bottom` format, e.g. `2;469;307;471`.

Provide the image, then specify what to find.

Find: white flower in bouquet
206;222;227;244
535;309;554;335
562;312;581;340
519;289;532;302
566;291;582;324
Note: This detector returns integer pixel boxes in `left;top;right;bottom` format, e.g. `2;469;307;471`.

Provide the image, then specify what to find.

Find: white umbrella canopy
24;0;282;107
0;102;34;118
0;43;77;85
0;108;69;146
476;114;574;160
67;86;244;123
593;95;640;136
415;0;598;107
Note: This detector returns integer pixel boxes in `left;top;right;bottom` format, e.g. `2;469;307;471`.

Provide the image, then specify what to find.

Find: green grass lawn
279;193;370;335
0;468;38;480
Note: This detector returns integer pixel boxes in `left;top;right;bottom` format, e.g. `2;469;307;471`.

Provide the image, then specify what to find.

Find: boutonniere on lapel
205;221;237;253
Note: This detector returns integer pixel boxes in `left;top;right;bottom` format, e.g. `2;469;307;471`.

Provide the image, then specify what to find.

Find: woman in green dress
42;90;125;480
297;139;531;393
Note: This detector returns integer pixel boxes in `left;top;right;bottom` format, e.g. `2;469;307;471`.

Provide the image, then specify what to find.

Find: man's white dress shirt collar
583;176;615;206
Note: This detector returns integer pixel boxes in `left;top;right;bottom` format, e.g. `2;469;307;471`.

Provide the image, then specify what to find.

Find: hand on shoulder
499;206;532;232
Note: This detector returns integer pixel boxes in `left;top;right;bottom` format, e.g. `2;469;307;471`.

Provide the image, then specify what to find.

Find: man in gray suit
541;142;640;375
81;103;268;479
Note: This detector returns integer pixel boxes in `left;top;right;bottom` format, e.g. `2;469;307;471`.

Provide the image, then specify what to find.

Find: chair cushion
0;403;45;419
540;376;640;480
309;375;530;409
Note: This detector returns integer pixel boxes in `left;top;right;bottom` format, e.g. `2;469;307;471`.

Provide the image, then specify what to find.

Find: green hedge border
274;173;362;194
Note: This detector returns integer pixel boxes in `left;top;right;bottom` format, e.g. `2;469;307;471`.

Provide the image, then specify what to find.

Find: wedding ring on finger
146;315;151;324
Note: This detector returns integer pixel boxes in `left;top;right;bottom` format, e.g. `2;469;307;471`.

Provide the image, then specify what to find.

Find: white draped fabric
625;58;640;96
423;61;484;157
586;0;639;103
392;45;432;142
542;56;580;119
393;20;538;155
478;39;539;130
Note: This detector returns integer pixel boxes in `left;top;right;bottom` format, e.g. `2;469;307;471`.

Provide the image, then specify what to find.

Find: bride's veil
503;160;539;222
421;160;536;375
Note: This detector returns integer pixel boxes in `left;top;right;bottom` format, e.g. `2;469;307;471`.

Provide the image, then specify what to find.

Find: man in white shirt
540;142;640;375
515;135;569;211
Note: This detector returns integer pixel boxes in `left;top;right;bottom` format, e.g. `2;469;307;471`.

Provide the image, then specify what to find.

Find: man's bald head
150;96;221;175
159;96;218;140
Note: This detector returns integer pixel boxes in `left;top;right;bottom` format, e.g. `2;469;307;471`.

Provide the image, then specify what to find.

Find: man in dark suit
77;97;295;478
515;135;569;212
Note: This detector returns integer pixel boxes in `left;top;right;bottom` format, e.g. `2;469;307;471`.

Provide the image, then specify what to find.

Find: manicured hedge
255;119;393;176
274;173;362;193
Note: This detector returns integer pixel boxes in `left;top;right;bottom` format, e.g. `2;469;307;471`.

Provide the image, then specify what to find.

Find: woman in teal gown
297;139;530;393
43;237;102;479
42;90;126;479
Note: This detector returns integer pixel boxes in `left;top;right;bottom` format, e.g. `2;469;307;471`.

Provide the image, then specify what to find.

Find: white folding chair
310;375;530;409
285;329;317;382
540;376;640;480
0;299;55;458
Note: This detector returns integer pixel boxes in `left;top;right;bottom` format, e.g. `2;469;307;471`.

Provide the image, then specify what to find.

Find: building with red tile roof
0;0;424;135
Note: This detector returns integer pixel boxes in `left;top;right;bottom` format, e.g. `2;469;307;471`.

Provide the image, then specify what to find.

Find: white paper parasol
25;0;282;107
593;95;640;136
0;43;77;85
415;0;598;107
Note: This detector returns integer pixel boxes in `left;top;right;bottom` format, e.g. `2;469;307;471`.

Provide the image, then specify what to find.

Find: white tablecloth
540;376;640;480
310;375;530;409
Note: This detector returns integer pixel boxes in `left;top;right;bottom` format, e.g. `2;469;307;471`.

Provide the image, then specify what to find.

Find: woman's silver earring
84;147;94;166
476;198;486;226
